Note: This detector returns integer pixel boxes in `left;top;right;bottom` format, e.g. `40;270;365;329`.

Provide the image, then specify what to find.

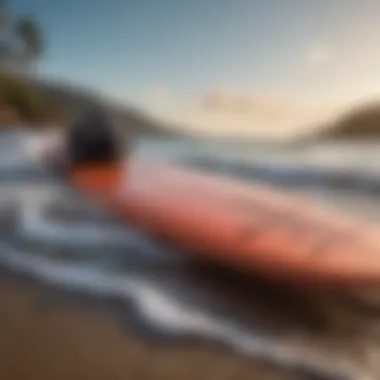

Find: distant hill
318;102;380;140
35;78;183;139
0;72;185;139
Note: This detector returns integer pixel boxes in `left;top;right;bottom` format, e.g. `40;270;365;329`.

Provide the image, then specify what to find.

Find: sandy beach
0;270;310;380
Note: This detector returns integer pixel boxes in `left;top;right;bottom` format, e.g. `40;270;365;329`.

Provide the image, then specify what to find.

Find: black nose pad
67;111;120;166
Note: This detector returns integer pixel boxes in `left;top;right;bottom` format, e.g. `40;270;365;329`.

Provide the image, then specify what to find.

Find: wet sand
0;270;307;380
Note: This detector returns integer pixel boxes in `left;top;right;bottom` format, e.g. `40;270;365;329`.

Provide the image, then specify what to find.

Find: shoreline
0;267;317;380
0;258;372;380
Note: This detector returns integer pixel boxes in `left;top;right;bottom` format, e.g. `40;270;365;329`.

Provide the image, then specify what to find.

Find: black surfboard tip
44;109;123;170
66;108;122;166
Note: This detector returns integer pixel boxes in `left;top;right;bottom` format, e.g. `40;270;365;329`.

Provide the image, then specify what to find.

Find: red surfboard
59;157;380;288
40;122;380;288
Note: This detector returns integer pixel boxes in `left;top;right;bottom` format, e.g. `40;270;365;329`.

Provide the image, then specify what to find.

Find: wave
180;155;380;196
0;183;360;380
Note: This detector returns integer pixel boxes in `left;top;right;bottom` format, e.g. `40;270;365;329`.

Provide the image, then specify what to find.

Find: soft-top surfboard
41;113;380;287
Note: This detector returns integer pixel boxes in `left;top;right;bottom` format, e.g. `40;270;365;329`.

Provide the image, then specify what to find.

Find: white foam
0;240;361;380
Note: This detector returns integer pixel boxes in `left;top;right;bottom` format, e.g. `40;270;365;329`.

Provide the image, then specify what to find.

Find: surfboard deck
65;158;380;288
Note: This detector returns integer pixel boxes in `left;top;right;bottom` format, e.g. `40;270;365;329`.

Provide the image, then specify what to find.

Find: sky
9;0;380;137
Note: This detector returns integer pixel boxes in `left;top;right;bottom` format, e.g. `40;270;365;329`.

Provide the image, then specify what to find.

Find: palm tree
14;16;44;71
0;1;44;73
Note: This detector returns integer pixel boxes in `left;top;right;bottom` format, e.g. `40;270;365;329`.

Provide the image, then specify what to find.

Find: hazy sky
9;0;380;136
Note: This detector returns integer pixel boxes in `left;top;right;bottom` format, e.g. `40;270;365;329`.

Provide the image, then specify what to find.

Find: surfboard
64;158;380;288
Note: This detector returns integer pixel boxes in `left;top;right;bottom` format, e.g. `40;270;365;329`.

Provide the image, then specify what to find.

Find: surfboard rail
66;159;380;288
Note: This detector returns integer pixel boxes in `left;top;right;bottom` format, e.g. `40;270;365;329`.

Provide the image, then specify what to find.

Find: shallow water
1;132;380;379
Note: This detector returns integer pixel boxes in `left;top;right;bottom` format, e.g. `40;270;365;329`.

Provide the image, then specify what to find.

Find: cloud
198;90;312;122
201;90;253;113
142;86;341;138
146;85;170;106
307;44;332;66
192;89;340;137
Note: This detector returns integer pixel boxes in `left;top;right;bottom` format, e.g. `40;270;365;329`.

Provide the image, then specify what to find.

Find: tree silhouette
15;16;44;69
0;1;44;72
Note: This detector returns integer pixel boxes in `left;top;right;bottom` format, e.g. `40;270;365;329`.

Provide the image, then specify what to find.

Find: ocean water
135;137;380;172
137;137;380;223
0;132;380;380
